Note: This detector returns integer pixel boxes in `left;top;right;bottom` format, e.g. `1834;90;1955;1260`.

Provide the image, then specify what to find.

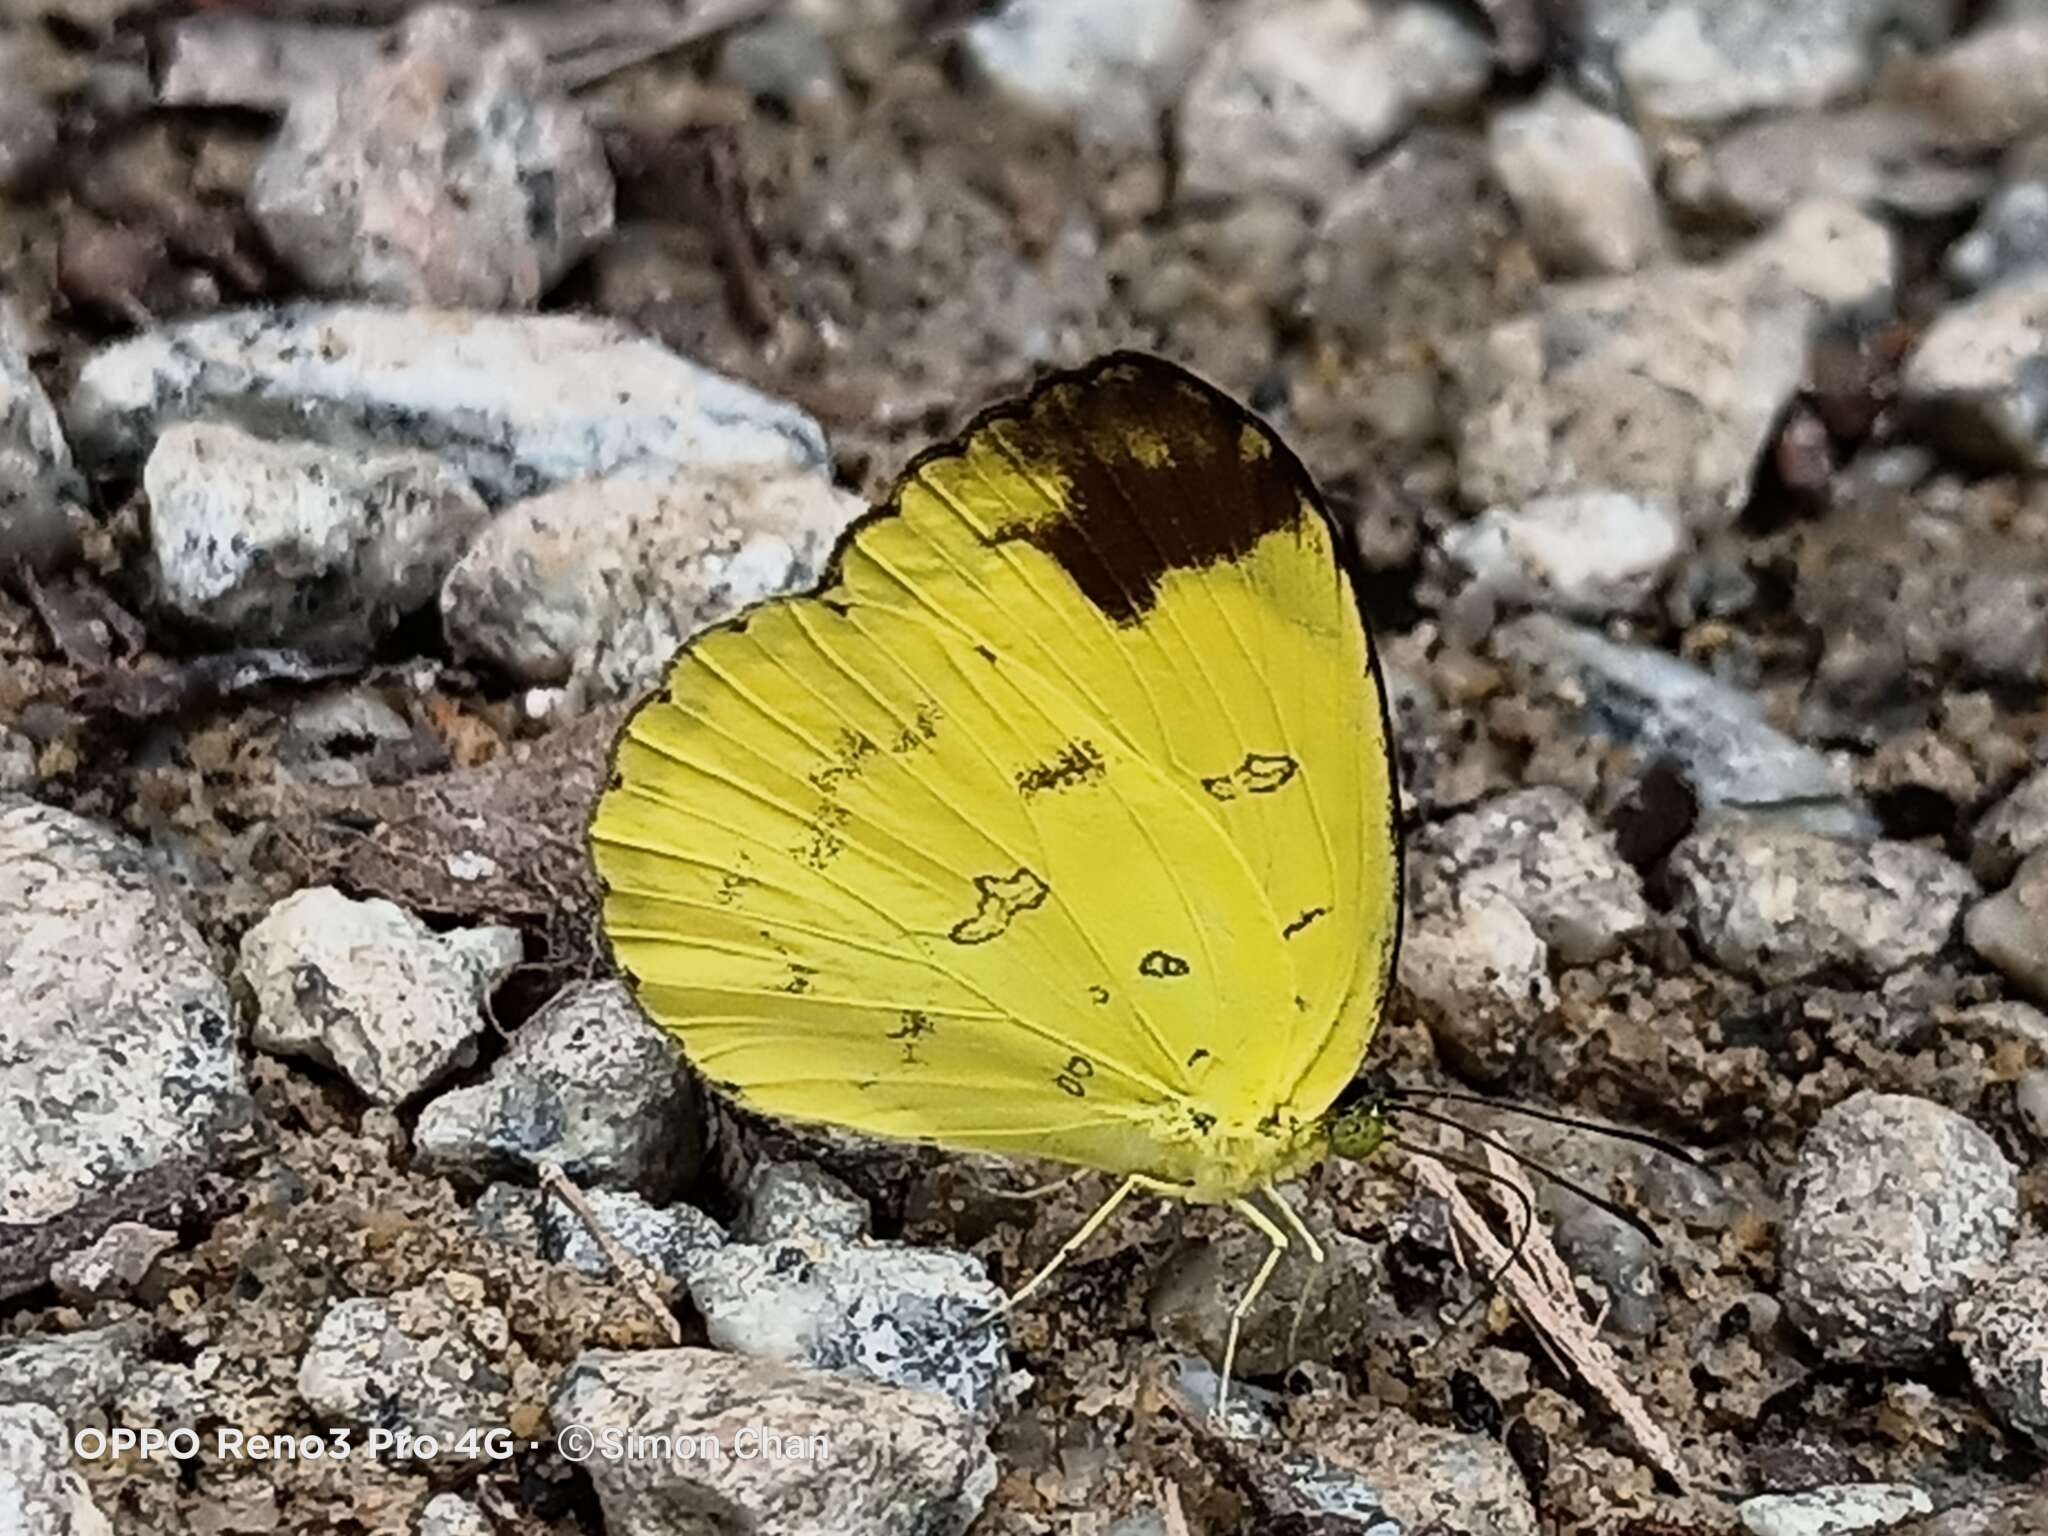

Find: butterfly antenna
1382;1085;1710;1170
1390;1103;1667;1252
1387;1133;1535;1323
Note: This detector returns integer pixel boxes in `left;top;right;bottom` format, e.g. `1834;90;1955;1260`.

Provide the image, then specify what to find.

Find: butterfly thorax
1141;1106;1332;1203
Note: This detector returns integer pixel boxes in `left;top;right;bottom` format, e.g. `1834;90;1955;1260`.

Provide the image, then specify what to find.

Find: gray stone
1149;1226;1391;1380
1947;179;2048;294
1251;1449;1405;1532
541;1186;727;1291
0;1323;145;1423
1572;0;1934;126
414;981;701;1199
298;1285;510;1455
552;1348;995;1536
739;1161;871;1245
1739;1485;1934;1536
1887;16;2048;150
1450;201;1893;534
1965;846;2048;1002
468;1182;545;1256
250;5;613;308
1955;1236;2048;1453
1890;1483;2048;1536
0;800;251;1302
0;298;86;573
440;467;860;697
1177;0;1491;204
1668;824;1975;986
65;306;828;498
1903;272;2048;470
145;421;488;648
1492;614;1871;836
1670;107;1990;229
1487;87;1664;276
1339;1407;1538;1535
2019;1069;2048;1140
1972;767;2048;886
0;726;35;794
1781;1092;2017;1365
1308;129;1522;355
239;886;522;1106
1397;895;1554;1080
0;39;62;194
47;1222;176;1303
1446;491;1685;618
0;1405;113;1535
964;0;1207;147
717;17;843;109
690;1240;1013;1423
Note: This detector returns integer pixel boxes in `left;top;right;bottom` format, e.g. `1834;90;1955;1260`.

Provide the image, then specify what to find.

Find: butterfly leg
988;1173;1185;1319
1218;1196;1291;1423
1262;1185;1325;1370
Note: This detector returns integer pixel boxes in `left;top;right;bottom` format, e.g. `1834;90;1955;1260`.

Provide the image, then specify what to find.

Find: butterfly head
1322;1074;1394;1162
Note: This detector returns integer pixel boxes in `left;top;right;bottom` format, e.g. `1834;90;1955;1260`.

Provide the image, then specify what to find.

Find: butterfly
589;353;1404;1414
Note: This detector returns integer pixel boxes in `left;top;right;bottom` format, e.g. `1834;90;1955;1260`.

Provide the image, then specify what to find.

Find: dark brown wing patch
912;356;1319;627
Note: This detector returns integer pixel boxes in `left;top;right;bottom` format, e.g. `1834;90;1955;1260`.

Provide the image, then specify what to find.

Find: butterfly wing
590;355;1400;1191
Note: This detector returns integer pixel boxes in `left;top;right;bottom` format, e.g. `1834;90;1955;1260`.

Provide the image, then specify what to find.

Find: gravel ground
7;1;2048;1533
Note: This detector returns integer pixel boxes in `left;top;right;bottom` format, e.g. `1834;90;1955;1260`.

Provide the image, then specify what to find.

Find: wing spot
1187;1047;1210;1067
1016;739;1105;796
1283;906;1329;938
948;868;1050;945
1088;985;1110;1005
1139;949;1190;979
1201;751;1300;801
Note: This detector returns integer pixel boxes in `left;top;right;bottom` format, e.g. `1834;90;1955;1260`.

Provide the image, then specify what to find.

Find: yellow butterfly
589;353;1403;1412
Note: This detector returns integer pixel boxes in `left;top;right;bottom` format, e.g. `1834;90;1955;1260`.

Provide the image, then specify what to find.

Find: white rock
1903;271;2048;470
1973;765;2048;885
1396;894;1554;1080
1668;823;1976;986
1738;1483;1934;1536
47;1222;177;1303
250;5;613;308
298;1287;510;1453
65;306;828;498
417;1494;495;1536
0;1405;113;1536
552;1349;995;1536
1948;178;2048;294
1443;491;1685;614
239;887;522;1106
440;468;861;696
414;980;701;1198
1487;87;1665;276
1451;200;1892;532
691;1240;1013;1422
0;801;250;1302
145;421;488;648
1580;0;1916;126
1177;0;1491;203
1415;786;1655;963
964;0;1207;147
0;298;86;572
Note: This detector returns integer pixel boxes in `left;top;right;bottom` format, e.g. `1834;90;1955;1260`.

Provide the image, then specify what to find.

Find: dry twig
1408;1145;1689;1487
538;1161;683;1344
